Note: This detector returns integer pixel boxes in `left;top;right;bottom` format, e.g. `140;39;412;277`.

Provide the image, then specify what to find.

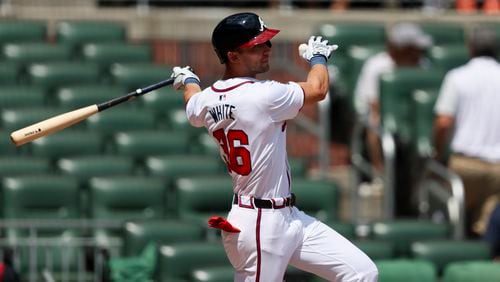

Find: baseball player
171;12;378;282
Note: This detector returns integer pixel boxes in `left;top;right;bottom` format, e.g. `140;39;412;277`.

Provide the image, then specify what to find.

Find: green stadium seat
376;259;437;282
0;85;46;108
0;131;27;155
191;266;234;282
316;23;386;55
55;20;126;49
145;155;226;180
2;175;81;220
412;89;439;158
175;176;233;224
379;68;445;143
122;220;205;256
56;155;136;180
55;84;129;108
31;131;105;158
1;108;74;132
410;240;492;274
0;61;22;83
112;130;192;159
89;176;167;247
324;221;356;240
292;178;339;221
346;44;385;102
0;20;47;43
86;108;157;134
420;23;465;46
80;42;152;70
288;158;308;178
27;62;101;89
167;108;206;137
353;240;396;260
429;44;469;73
158;242;229;281
1;43;73;64
442;261;500;282
0;156;51;176
370;220;450;257
141;86;185;114
109;62;173;91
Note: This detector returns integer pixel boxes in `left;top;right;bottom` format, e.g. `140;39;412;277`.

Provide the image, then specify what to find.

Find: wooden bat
10;77;175;146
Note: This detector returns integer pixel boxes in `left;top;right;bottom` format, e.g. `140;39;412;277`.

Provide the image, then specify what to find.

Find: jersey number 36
213;129;252;176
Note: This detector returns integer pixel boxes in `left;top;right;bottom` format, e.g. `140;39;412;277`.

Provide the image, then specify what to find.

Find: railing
417;159;465;239
0;219;123;282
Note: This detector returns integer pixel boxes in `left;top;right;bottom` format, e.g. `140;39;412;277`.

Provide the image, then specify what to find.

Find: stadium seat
80;42;152;70
27;62;101;89
0;131;27;156
56;155;136;180
0;20;47;43
346;44;385;101
370;219;450;257
191;266;234;282
353;240;396;260
112;130;192;159
379;68;445;143
175;176;233;224
89;176;167;247
420;23;465;46
442;260;500;282
0;85;46;108
86;108;157;134
140;86;185;115
1;43;73;64
410;240;492;274
31;131;105;159
316;23;386;55
429;44;469;73
167;108;206;137
2;175;81;220
412;89;439;158
324;221;356;240
109;62;173;91
292;178;339;221
145;155;226;180
55;20;126;49
0;62;22;83
122;220;205;256
0;156;51;176
158;242;229;281
55;84;129;108
288;158;308;178
376;259;437;282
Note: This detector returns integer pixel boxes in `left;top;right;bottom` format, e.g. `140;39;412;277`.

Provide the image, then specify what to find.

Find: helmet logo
258;17;266;32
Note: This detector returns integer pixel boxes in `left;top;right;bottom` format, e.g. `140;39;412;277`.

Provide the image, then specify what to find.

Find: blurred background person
433;26;500;238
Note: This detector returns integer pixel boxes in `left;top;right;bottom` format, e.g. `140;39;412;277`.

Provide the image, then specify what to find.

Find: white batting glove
298;36;338;62
170;66;200;90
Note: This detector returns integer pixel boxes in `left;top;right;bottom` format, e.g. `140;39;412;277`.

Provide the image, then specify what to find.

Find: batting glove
171;66;200;90
299;36;338;64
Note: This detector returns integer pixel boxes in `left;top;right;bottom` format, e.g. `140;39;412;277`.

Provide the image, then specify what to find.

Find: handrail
418;158;465;239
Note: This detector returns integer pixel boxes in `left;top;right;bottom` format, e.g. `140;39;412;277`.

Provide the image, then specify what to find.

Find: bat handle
97;77;175;112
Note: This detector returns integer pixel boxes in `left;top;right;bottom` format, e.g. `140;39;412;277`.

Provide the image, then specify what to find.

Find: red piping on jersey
255;208;262;282
211;81;254;92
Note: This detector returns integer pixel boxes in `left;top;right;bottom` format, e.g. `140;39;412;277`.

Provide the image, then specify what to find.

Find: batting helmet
212;12;280;64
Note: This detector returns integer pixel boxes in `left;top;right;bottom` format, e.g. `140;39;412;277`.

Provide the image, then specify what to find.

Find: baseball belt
233;193;296;209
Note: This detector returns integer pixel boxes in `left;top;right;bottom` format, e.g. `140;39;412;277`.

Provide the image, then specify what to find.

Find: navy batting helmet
211;12;280;64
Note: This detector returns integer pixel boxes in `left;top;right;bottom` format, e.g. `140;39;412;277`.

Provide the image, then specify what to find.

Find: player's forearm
183;83;202;103
300;58;330;104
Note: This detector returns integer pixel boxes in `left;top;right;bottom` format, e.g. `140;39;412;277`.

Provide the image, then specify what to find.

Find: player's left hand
299;36;338;62
171;66;200;90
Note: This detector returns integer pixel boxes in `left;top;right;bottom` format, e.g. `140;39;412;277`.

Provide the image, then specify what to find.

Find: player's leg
288;208;378;281
223;207;299;282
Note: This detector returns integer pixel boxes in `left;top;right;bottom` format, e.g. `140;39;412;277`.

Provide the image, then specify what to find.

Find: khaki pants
449;154;500;235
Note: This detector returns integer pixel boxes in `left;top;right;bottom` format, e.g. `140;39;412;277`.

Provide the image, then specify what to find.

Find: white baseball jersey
186;77;304;199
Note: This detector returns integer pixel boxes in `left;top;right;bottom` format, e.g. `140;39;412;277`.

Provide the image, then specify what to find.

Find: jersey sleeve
434;72;459;116
264;81;304;122
185;93;205;128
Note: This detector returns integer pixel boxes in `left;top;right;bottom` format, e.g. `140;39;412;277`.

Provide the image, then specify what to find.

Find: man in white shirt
434;26;500;238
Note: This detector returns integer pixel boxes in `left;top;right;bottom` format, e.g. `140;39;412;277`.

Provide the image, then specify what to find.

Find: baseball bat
10;77;175;147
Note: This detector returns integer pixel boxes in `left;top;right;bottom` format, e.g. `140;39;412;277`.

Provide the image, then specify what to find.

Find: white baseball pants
222;204;378;282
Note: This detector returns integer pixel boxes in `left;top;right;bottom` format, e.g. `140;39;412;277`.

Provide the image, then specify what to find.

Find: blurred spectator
433;26;500;238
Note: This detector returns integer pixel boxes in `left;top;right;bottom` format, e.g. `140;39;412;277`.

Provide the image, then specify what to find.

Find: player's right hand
171;66;200;90
298;36;338;62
